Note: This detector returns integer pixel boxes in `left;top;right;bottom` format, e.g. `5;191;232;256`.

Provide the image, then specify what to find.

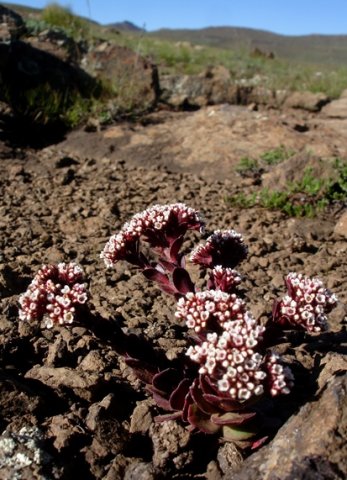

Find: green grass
227;161;347;217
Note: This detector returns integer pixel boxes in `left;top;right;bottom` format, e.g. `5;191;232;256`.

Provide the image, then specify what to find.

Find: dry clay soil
0;104;346;479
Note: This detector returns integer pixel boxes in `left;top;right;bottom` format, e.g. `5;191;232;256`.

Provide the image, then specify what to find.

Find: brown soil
0;105;346;479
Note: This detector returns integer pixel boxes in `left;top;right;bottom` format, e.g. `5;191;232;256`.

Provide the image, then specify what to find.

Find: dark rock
0;5;26;43
231;374;347;480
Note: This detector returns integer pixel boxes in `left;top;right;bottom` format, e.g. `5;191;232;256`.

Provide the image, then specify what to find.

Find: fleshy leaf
152;368;181;394
211;411;257;426
143;268;170;285
124;357;156;384
169;236;185;262
222;425;257;441
203;394;242;412
187;404;220;434
150;389;172;410
154;411;183;422
190;381;217;415
172;267;195;294
169;378;191;411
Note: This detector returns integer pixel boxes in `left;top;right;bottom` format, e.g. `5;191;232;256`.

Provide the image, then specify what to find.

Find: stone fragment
25;366;103;401
334;211;347;238
129;400;153;434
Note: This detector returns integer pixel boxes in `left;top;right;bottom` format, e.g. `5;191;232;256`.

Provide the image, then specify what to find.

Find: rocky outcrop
322;89;347;118
82;41;160;112
232;371;347;480
0;5;26;43
284;90;330;112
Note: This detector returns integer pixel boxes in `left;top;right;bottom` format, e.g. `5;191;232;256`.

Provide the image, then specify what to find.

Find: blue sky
12;1;347;35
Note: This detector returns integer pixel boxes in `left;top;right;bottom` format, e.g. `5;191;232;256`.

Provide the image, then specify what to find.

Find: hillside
150;26;347;65
3;2;347;65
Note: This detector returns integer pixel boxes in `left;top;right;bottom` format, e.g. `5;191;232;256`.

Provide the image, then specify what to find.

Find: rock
0;5;26;43
129;400;153;434
322;90;347;118
232;374;347;480
261;153;338;191
26;28;85;64
48;414;83;450
79;349;107;372
334;211;347;238
150;420;191;469
160;67;240;108
284;91;329;112
86;394;118;431
82;42;159;112
0;426;52;480
124;461;155;480
25;366;104;401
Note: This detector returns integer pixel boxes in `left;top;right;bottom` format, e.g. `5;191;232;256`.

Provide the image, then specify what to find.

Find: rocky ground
0;101;346;479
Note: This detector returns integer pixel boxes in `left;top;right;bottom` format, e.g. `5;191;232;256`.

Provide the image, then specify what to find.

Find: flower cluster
190;229;248;268
18;263;88;328
180;291;292;402
175;290;247;333
101;203;204;268
274;272;338;332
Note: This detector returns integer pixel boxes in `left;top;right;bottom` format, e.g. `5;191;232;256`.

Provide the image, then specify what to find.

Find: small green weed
236;157;260;174
227;162;347;217
260;146;295;165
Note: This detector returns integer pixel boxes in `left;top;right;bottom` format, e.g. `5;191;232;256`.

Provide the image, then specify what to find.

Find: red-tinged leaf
203;394;241;412
172;267;195;294
211;411;257;426
151;390;172;410
159;283;179;295
250;436;268;450
187;404;220;434
190;381;216;415
222;425;257;442
169;236;184;262
199;374;219;395
158;258;176;273
182;391;194;422
142;268;170;285
152;368;181;393
124;357;156;384
169;379;191;411
154;412;183;422
272;299;280;321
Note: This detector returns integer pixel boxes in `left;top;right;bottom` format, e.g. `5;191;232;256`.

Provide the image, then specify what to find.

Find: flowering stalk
101;203;204;296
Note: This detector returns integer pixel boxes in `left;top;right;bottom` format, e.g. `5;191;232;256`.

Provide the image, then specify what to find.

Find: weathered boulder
82;41;160;112
284;90;329;112
322;89;347;118
160;66;241;108
26;28;86;64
